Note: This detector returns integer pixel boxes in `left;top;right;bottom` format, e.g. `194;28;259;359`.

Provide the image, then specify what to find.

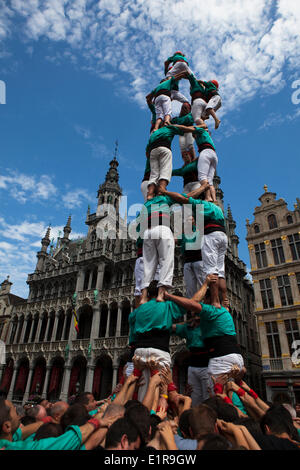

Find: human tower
129;51;245;406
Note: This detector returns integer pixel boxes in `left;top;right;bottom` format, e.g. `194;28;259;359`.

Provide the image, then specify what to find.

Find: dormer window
287;215;293;225
254;224;260;234
268;214;278;230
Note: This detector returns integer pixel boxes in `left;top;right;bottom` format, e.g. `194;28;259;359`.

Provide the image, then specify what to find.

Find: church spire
63;215;72;241
97;142;122;210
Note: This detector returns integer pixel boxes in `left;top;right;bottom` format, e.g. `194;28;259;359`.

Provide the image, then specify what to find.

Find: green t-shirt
129;299;185;345
195;303;236;340
148;101;156;124
188;197;225;226
177;225;202;255
202;81;219;97
187;74;206;96
171;113;194;127
12;427;23;442
167;54;189;65
147;125;184;150
175;323;204;349
0;425;82;451
172;158;198;178
231;392;248;416
192;127;216;151
152;77;178;95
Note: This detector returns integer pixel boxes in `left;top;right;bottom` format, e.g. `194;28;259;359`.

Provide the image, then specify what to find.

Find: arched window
254;225;260;234
268;214;277;230
287;215;293;225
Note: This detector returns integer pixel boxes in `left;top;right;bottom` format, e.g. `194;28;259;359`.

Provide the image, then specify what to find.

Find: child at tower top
198;79;222;129
164;51;192;78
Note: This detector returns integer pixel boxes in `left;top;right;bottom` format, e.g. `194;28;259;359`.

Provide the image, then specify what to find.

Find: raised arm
192;275;218;303
164;291;202;313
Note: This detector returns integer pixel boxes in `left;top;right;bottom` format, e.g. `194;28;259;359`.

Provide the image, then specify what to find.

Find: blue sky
1;0;300;298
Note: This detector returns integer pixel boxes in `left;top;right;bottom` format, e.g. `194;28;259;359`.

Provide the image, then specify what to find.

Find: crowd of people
1;51;300;452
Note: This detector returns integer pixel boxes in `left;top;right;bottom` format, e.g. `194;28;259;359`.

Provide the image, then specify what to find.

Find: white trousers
154;94;172;121
134;256;160;296
141;180;149;202
192;96;221;122
183;181;201;194
149;147;172;185
208;353;244;377
179;133;195;153
201;231;228;279
142;225;175;289
134;348;171;402
183;261;204;298
166;61;192;78
188;366;212;405
197;148;218;185
171;90;189;104
203;95;222;117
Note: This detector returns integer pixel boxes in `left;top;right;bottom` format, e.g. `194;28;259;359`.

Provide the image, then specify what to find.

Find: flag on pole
70;295;79;333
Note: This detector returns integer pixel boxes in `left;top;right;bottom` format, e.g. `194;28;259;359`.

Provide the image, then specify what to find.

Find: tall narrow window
288;233;300;261
255;243;268;268
268;214;278;229
296;273;300;293
284;319;300;355
277;275;293;306
266;321;282;358
254;225;260;234
271;238;285;265
287;215;293;225
260;279;274;309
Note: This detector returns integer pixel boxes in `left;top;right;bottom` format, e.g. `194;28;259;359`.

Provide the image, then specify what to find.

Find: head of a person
260;404;297;440
21;415;36;426
188;404;218;440
124;400;141;410
33;423;63;441
181;150;191;165
179;409;193;438
37;398;51;410
147;280;159;300
203;396;239;423
197;433;230;450
74;392;97;412
48;401;69;424
295;402;300;418
233;417;262;436
105;417;141;450
282;403;297;419
15;405;25;419
60;404;90;432
149;415;162;440
211;80;219;89
124;402;152;446
25;404;47;422
174;51;184;56
103;404;125;420
0;399;21;440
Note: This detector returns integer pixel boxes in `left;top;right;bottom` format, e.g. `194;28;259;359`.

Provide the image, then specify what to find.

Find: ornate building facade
0;157;262;403
246;186;300;405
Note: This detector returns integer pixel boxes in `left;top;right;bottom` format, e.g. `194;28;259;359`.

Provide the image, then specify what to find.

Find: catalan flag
70;295;79;333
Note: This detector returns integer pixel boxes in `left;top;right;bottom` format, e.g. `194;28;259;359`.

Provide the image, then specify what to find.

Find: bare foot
215;119;221;130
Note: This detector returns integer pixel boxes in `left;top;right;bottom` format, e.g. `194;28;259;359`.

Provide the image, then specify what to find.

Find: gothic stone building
246;186;300;405
0;157;262;403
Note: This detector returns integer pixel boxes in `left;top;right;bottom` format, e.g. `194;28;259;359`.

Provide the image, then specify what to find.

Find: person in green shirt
159;187;228;308
198;79;222;129
164;51;192;78
167;123;218;203
165;276;244;386
171;103;196;164
129;280;185;402
172;318;211;405
145;124;184;199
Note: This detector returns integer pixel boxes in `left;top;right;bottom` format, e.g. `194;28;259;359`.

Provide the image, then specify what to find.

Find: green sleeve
12;427;23;442
172;167;184;177
196;303;219;321
187;73;198;87
4;426;83;450
174;324;187;339
169;301;186;321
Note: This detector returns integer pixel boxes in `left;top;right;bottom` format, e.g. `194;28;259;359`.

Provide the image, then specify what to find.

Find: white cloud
0;170;58;203
62;188;92;209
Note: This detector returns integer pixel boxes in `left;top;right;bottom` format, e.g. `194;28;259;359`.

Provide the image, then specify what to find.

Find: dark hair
179;409;193;438
25;405;41;420
0;398;11;434
149;414;162;440
189;405;217;439
260;404;297;439
124;400;141;410
147;281;159;299
203;396;239;423
21;415;36;426
74;392;93;406
233;417;262;436
124;403;151;445
105;417;140;449
199;433;230;451
34;423;63;441
60;404;90;431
